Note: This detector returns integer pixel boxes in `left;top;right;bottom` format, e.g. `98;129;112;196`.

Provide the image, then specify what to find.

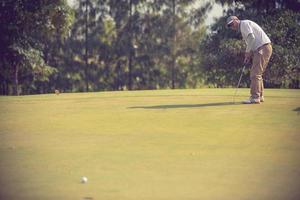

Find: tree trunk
116;60;121;90
171;0;176;89
0;82;3;95
85;0;89;92
5;80;8;95
14;63;19;96
128;0;133;90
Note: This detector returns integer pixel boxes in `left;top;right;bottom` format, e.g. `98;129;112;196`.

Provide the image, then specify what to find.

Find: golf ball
81;176;88;183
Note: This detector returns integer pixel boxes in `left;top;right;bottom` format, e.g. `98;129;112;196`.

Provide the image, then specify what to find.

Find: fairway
0;89;300;200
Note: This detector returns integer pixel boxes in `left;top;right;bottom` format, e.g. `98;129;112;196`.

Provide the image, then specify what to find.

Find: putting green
0;89;300;200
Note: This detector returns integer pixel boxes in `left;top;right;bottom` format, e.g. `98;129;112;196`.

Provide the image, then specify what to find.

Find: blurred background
0;0;299;95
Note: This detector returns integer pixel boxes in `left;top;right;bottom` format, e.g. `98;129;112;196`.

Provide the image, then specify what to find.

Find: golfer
226;16;272;104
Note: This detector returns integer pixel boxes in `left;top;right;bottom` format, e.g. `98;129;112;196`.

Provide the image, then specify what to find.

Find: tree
134;0;211;89
0;0;74;95
1;0;212;94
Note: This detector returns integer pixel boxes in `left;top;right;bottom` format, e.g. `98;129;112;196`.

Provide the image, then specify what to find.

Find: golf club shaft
233;64;247;102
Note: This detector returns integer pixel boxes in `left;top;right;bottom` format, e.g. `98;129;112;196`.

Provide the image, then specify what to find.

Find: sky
66;0;225;27
205;3;225;27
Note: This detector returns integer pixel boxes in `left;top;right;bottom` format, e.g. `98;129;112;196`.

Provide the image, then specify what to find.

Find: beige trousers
250;43;272;99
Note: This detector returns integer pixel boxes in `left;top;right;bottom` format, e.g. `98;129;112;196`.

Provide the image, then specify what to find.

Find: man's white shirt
240;20;271;53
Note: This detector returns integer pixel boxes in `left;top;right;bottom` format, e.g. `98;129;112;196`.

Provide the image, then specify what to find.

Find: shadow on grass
82;197;93;200
129;102;243;109
293;107;300;115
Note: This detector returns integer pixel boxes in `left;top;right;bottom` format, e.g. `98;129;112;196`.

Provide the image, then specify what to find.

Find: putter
233;64;247;103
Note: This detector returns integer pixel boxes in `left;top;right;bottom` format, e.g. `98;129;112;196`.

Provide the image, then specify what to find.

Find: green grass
0;88;300;200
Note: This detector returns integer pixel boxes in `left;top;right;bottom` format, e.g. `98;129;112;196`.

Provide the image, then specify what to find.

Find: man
226;16;272;104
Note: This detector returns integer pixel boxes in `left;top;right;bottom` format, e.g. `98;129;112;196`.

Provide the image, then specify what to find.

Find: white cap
226;16;239;27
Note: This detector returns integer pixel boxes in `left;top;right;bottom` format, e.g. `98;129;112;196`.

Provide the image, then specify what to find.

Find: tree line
0;0;299;95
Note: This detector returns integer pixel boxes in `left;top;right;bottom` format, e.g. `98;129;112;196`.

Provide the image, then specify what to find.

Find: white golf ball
81;176;88;183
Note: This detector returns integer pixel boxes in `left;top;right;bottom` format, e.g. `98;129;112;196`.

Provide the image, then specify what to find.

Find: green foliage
0;0;74;95
56;0;209;93
10;43;58;81
263;10;300;88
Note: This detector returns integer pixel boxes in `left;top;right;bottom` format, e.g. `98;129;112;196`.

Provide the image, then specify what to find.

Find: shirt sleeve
242;22;254;52
246;33;255;52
